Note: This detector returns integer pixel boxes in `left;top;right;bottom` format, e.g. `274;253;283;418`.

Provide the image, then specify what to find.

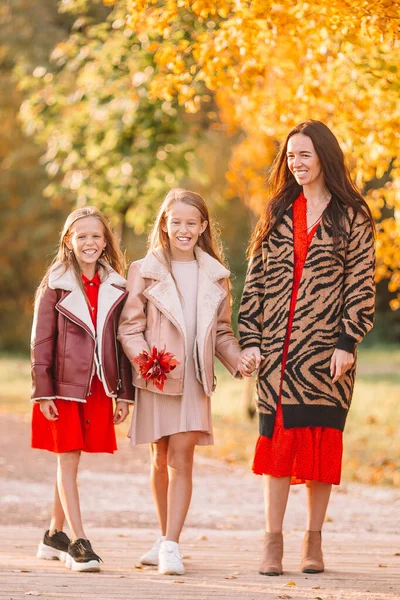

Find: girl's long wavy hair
36;206;125;301
148;188;226;271
248;120;375;258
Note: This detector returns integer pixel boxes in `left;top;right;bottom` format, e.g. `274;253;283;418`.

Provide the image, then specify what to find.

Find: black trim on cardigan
259;405;348;438
335;332;357;353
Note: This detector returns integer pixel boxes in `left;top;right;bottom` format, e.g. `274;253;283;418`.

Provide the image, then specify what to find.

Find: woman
239;121;375;576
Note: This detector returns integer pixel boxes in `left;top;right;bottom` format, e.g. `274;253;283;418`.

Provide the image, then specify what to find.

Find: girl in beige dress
118;188;253;575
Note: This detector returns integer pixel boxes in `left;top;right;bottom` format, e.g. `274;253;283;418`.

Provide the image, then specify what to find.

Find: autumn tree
18;0;200;245
125;0;400;314
0;0;72;351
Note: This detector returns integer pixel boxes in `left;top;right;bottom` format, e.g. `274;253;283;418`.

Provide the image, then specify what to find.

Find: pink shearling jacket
118;247;241;396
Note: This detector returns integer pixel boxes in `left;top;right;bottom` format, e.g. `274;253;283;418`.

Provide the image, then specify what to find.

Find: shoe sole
302;568;324;574
65;555;101;572
159;569;185;575
37;543;68;563
159;566;185;576
140;558;159;566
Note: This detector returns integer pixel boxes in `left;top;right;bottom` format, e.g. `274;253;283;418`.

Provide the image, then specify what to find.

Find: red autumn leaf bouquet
133;346;180;391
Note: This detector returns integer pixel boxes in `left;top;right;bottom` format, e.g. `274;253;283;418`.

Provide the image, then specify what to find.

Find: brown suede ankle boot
301;530;324;573
259;531;283;576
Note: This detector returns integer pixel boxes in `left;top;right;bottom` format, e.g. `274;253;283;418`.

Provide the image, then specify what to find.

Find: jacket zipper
100;291;127;396
113;317;122;392
56;306;95;397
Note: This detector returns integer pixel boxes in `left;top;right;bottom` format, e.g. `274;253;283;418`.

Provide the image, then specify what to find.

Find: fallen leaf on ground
117;533;127;538
13;569;31;573
378;564;387;567
172;580;185;584
325;515;333;522
278;595;292;599
394;553;400;556
224;575;237;580
197;535;208;541
284;581;296;587
24;593;40;597
312;586;321;589
134;564;144;569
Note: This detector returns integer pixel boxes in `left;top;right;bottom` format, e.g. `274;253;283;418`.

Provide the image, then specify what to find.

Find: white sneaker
158;540;185;575
139;536;165;566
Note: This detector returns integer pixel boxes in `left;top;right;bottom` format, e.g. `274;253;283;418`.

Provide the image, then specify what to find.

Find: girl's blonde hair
36;206;125;300
148;188;226;271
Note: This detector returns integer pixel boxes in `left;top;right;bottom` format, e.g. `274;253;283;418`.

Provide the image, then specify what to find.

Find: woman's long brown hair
248;120;375;258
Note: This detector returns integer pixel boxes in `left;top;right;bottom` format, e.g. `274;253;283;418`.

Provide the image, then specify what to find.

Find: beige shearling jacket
118;247;241;396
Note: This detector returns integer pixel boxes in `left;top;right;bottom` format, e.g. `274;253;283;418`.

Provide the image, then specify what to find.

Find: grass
1;346;399;486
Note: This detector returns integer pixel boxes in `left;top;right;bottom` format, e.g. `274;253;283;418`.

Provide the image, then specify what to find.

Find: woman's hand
40;399;59;421
330;349;354;383
113;400;130;425
239;347;264;377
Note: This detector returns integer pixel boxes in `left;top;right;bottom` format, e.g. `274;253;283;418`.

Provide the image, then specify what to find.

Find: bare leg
56;451;85;541
306;480;332;530
149;438;169;535
49;482;66;535
264;475;291;532
165;431;199;542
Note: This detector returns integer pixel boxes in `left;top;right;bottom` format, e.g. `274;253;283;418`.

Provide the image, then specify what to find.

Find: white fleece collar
140;246;230;281
48;259;126;291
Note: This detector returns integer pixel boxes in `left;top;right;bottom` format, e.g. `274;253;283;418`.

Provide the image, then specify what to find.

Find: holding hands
238;346;264;377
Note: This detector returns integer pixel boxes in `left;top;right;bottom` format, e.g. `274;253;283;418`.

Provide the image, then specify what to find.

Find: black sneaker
37;529;70;562
66;538;102;572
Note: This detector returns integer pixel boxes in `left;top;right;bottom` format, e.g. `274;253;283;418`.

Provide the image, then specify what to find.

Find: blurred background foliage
0;0;399;351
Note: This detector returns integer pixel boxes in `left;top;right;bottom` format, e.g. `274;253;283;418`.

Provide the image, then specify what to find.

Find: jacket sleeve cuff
31;396;56;403
336;333;357;353
116;398;135;404
240;341;261;350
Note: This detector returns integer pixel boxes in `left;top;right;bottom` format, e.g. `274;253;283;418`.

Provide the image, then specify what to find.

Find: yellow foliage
126;0;400;305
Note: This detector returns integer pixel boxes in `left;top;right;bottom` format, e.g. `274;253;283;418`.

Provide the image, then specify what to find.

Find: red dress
31;272;117;454
252;193;343;485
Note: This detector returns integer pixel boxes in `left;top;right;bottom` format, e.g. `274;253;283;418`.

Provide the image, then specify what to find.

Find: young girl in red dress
31;207;134;572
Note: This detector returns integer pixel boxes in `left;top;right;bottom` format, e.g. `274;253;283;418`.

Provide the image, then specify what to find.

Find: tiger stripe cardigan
238;204;375;438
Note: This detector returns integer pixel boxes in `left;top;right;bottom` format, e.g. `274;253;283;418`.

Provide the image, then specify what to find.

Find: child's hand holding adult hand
40;399;59;421
113;400;130;425
239;347;264;377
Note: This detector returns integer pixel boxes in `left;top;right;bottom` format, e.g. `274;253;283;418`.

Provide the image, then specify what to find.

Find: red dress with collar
31;272;117;454
252;193;343;485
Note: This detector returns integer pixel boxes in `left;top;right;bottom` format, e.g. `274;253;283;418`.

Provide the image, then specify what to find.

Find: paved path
0;414;399;599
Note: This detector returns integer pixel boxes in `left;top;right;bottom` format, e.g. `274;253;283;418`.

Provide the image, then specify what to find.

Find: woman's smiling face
286;133;324;187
